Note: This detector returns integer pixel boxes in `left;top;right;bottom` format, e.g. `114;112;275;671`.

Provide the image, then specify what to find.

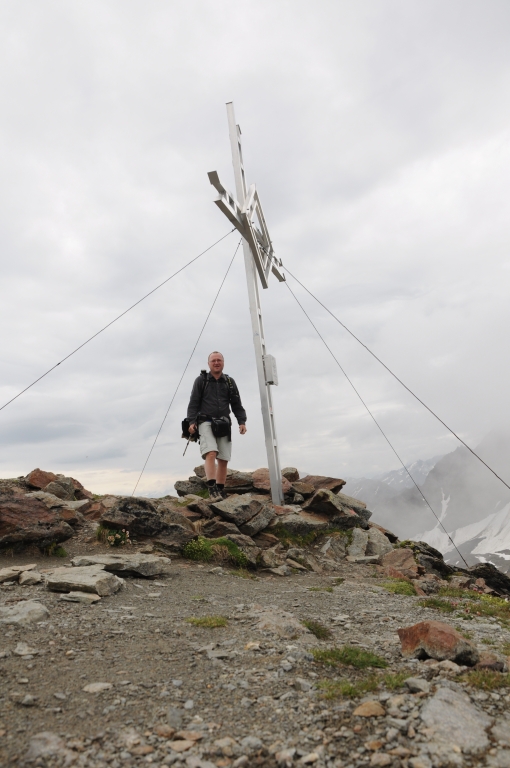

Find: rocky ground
1;468;510;768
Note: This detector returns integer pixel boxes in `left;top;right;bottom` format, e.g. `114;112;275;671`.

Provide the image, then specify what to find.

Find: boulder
252;468;291;495
366;527;394;557
202;518;241;538
300;474;346;493
368;521;399;543
281;467;299;482
250;607;310;639
209;495;263;526
194;465;206;478
0;600;50;626
269;510;331;536
336;492;367;512
397;620;479;666
19;570;42;585
152;525;197;551
346;528;369;558
468;562;510;596
420;686;491;753
100;497;195;540
0;491;74;548
321;536;347;561
45;565;123;596
71;553;172;577
69;477;94;500
44;478;75;501
290;481;314;498
380;548;419;579
302;489;370;528
475;651;508;672
174;477;207;497
240;506;276;537
0;564;37;583
224;471;254;492
185;499;215;519
260;546;285;568
25;468;57;489
222;534;261;566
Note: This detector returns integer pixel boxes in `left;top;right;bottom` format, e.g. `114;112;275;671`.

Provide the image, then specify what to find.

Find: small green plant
43;542;67;557
97;525;131;547
317;675;378;699
308;587;333;593
303;620;333;640
418;597;456;613
381;672;408;690
182;536;248;567
230;568;256;580
381;579;416;596
482;638;495;646
186;615;228;628
332;577;344;585
500;642;510;656
438;586;480;600
312;646;388;669
460;670;510;690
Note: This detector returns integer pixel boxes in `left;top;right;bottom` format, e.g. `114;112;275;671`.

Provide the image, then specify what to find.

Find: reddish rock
380;548;420;579
0;491;74;547
397;620;480;666
70;477;94;500
252;468;291;495
273;504;302;516
300;474;346;493
25;468;57;490
81;501;105;521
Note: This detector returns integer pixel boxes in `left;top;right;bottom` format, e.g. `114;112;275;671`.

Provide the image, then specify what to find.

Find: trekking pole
183;437;192;457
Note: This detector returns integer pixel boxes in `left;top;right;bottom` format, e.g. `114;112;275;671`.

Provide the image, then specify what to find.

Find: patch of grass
332;577;344;586
460;670;510;690
317;675;378;699
312;646;388;669
500;642;510;656
438;586;481;600
464;595;510;623
381;579;416;596
381;672;408;690
182;536;248;567
43;542;68;557
302;620;333;640
190;595;205;601
186;615;228;628
230;568;256;580
308;587;333;593
418;597;456;613
482;638;495;646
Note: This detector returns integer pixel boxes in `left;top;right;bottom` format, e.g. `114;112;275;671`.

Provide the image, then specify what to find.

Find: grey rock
302;489;370;527
346;528;369;557
240;505;276;536
487;751;510;768
270;510;331;536
405;677;430;694
492;716;510;746
260;545;284;568
45;565;123;596
174;477;207;497
210;494;263;526
24;732;75;763
202;518;241;538
420;686;492;752
251;606;310;638
0;564;37;583
269;565;292;577
19;570;42;586
20;694;38;706
281;467;299;482
59;591;101;604
321;536;347;561
366;527;394;557
101;496;195;541
294;677;312;692
0;600;49;626
345;555;381;564
166;707;183;729
44;480;75;500
240;736;263;751
71;553;172;577
223;533;261;566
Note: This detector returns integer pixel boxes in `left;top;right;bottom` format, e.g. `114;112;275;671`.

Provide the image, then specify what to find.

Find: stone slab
45;565;123;596
71;553;171;577
420;686;492;752
0;600;50;625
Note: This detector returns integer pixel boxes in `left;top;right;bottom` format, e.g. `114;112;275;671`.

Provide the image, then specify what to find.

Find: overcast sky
1;0;510;497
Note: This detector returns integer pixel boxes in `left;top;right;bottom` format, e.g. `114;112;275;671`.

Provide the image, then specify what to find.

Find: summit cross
208;102;285;505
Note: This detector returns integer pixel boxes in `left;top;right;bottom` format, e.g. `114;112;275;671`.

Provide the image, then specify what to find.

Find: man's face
208;353;224;375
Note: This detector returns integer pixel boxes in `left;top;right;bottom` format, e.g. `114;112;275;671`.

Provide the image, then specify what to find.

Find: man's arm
229;378;247;427
187;377;204;429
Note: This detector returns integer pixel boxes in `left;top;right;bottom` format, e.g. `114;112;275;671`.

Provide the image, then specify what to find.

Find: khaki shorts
198;421;232;462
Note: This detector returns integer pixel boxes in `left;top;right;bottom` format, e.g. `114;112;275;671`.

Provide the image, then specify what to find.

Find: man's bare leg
216;459;228;485
204;451;218;481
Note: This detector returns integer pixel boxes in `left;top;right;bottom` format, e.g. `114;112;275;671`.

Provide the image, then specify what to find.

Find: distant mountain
377;457;444;491
344;432;510;567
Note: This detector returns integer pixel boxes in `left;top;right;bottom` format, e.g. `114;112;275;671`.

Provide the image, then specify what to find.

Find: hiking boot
208;485;222;502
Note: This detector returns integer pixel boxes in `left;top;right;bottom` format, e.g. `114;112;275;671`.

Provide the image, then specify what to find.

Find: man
187;351;247;501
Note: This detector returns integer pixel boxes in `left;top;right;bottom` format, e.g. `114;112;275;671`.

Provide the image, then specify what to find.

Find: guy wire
283;264;510;496
284;279;470;569
0;228;236;414
131;239;242;497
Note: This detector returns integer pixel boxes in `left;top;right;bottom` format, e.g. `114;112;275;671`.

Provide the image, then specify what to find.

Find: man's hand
189;423;197;435
239;424;247;435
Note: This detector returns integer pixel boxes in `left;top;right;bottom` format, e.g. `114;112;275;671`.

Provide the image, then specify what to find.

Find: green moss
317;675;379;699
182;536;248;567
381;672;408;690
381;579;416;596
418;597;456;613
312;646;388;669
186;615;228;628
43;542;67;557
302;620;333;640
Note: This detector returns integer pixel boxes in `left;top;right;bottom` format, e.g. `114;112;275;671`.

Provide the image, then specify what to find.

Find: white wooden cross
208;102;285;505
